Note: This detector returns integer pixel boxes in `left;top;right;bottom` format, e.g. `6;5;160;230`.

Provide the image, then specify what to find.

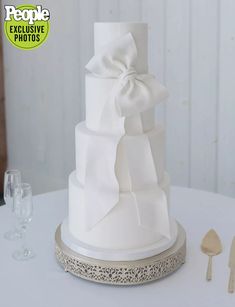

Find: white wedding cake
61;22;180;262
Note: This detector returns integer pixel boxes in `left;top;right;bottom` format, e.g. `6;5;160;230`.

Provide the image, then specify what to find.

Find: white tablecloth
0;187;235;307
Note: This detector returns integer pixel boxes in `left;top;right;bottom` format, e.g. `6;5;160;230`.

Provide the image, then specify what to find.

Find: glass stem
21;224;27;253
14;219;21;233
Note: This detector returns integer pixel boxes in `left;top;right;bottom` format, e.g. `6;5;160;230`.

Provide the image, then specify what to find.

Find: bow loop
86;32;168;117
86;33;137;78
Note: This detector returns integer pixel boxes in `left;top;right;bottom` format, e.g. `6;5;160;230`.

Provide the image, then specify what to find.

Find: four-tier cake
55;22;186;285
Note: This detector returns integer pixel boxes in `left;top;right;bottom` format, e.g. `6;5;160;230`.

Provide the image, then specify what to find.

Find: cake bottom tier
68;171;176;251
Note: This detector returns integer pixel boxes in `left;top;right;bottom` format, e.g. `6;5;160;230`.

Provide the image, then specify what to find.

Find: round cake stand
55;223;186;285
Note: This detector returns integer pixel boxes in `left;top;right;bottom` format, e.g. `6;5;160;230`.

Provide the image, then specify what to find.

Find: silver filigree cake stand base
55;223;186;285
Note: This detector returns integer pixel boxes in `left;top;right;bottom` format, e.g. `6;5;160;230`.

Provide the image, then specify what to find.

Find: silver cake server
201;229;222;281
228;237;235;293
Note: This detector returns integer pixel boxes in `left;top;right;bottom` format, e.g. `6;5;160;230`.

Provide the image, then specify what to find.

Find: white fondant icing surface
86;74;155;134
66;22;176;256
75;122;165;191
86;32;168;132
68;171;171;250
62;218;178;261
82;30;170;232
94;22;148;73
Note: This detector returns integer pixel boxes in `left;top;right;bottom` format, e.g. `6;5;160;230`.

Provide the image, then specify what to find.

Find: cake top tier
94;22;148;73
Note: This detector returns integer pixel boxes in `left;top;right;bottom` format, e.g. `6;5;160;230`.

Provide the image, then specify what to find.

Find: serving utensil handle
228;269;235;293
206;255;213;281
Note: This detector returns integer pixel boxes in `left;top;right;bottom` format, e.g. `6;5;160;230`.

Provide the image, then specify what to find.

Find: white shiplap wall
1;0;235;196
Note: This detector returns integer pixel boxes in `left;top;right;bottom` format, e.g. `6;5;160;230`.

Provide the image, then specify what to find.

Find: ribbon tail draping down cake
55;22;186;285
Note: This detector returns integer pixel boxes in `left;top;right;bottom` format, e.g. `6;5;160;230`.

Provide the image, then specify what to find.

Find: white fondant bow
82;33;171;239
86;33;168;117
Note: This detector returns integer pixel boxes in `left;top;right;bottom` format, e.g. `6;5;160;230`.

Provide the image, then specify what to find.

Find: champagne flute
12;183;35;261
3;169;22;240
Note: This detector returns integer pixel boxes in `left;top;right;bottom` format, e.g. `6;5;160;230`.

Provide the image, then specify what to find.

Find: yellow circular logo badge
4;4;50;50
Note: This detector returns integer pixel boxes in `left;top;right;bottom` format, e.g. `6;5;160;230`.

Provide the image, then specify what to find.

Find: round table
1;187;235;307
